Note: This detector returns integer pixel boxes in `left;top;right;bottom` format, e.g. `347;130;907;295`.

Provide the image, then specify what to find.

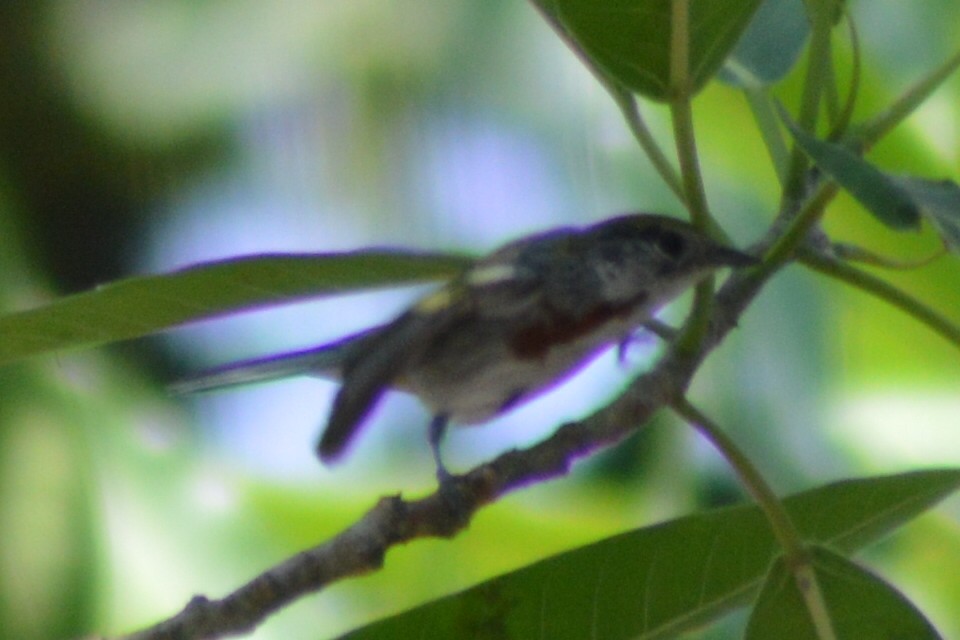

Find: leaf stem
799;248;960;351
830;243;947;270
672;398;837;640
826;12;862;141
526;0;685;202
793;564;839;640
742;87;790;186
783;4;835;203
761;180;839;274
611;88;685;201
854;47;960;151
668;0;710;227
668;0;715;353
822;36;840;124
671;399;803;559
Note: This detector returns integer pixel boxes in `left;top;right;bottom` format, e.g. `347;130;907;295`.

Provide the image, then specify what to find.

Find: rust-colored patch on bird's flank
508;291;648;360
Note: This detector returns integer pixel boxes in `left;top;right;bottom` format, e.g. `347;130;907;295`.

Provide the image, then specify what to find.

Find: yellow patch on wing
414;287;455;314
465;264;516;287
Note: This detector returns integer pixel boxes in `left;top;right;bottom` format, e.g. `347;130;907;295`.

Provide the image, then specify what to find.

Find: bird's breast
405;291;653;425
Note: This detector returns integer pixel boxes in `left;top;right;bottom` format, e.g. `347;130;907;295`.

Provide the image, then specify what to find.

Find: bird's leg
428;413;474;530
428;414;452;484
641;318;679;342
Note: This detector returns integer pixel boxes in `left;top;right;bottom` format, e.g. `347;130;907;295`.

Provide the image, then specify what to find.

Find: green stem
672;398;838;640
855;47;960;151
799;248;960;351
783;4;835;203
827;12;862;141
822;36;840;124
743;88;790;186
671;97;709;227
526;0;685;202
831;243;946;270
611;88;685;201
677;280;715;354
759;180;840;275
671;399;804;559
668;0;715;353
793;564;839;640
668;0;710;228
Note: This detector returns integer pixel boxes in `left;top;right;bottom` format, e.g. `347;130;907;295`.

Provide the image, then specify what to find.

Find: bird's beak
707;245;760;268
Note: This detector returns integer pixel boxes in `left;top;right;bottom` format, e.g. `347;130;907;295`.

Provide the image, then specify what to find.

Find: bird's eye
655;230;686;259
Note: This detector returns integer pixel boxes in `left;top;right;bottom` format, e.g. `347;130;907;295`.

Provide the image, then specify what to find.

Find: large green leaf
341;469;960;639
746;546;941;639
554;0;764;100
0;251;470;367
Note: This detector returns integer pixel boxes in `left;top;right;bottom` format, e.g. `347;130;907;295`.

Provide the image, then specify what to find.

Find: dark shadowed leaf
746;546;941;639
0;251;470;367
554;0;764;100
721;0;810;87
783;111;960;246
341;470;960;640
782;115;922;229
891;176;960;253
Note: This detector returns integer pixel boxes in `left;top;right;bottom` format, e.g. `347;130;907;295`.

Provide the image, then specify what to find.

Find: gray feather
168;326;385;395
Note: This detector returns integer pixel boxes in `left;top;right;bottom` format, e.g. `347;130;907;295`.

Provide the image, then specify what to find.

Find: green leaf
746;546;941;639
781;113;922;229
555;0;764;100
782;109;960;247
891;176;960;253
341;470;960;640
0;251;470;367
721;0;810;87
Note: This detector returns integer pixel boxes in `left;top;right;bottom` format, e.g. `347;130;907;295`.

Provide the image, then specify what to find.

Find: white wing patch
465;263;517;287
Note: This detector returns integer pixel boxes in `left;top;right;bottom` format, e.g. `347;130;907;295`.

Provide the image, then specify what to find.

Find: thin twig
799;246;960;351
783;4;835;203
525;0;685;201
853;47;960;151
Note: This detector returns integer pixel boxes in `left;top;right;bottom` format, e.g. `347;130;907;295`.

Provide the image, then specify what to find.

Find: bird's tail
168;326;384;395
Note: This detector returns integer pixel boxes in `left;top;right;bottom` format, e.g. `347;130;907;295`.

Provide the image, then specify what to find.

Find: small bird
173;214;757;478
